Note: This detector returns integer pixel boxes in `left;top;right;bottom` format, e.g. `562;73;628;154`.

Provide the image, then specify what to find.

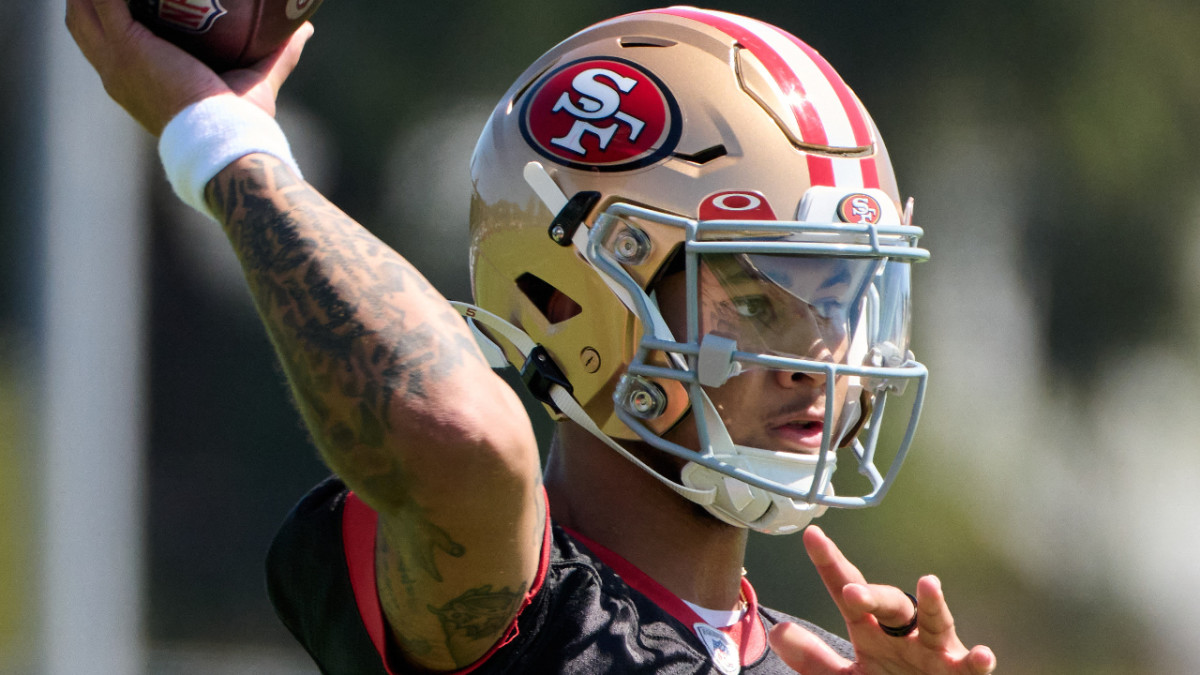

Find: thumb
222;23;315;114
768;622;847;675
265;22;315;94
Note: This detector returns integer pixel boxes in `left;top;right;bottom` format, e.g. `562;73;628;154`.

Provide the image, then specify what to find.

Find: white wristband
157;95;303;219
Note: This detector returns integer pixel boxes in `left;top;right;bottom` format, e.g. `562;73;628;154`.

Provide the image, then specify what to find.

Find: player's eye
732;295;775;323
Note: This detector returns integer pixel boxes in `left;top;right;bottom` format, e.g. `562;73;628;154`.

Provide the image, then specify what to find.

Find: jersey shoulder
266;475;388;675
266;478;853;674
756;604;855;663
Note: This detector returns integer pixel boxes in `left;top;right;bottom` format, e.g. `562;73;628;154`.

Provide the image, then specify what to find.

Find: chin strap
450;302;717;506
680;389;833;535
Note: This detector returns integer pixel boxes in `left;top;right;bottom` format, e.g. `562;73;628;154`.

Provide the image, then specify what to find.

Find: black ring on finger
879;592;919;637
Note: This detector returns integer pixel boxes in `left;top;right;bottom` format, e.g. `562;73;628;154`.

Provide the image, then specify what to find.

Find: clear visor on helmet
697;252;881;367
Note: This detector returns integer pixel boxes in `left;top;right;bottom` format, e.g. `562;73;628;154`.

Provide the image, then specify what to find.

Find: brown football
126;0;324;71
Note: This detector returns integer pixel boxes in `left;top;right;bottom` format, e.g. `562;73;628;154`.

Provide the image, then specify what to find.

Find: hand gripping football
127;0;325;71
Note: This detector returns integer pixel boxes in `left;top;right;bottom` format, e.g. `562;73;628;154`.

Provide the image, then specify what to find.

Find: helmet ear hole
516;273;582;324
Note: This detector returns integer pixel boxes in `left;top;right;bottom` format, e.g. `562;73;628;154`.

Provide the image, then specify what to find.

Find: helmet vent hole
517;273;582;324
619;36;677;48
672;144;727;165
506;62;557;114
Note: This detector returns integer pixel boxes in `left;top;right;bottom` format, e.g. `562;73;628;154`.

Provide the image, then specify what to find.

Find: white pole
38;4;148;674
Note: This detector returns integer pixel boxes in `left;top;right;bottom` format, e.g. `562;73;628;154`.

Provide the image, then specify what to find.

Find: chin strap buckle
521;346;573;413
548;191;601;246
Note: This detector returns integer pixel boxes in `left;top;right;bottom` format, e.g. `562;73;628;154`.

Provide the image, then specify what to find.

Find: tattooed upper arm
207;153;545;670
375;482;545;671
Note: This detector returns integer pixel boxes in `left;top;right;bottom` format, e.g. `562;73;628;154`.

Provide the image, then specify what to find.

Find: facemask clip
697;333;739;387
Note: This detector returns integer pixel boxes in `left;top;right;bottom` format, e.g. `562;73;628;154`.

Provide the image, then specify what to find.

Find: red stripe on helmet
807;157;835;187
779;31;873;149
646;7;878;188
780;31;880;189
861;157;880;189
651;7;830;148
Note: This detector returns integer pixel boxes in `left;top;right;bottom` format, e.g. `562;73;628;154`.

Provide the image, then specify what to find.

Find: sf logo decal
836;193;882;224
549;68;646;155
521;57;681;171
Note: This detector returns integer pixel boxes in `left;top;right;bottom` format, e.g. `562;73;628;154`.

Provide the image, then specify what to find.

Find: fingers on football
767;621;850;675
269;23;314;91
233;23;313;95
87;0;135;40
66;0;148;76
65;0;102;56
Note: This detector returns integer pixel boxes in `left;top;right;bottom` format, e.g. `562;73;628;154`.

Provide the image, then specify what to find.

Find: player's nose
772;368;826;390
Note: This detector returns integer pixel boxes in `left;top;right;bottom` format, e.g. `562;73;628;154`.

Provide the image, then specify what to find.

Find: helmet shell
469;8;901;438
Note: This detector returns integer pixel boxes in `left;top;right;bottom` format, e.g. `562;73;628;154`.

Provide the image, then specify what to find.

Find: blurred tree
0;5;45;671
918;0;1200;384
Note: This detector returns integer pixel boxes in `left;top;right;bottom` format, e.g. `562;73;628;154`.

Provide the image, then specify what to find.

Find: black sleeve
759;606;856;662
266;476;389;675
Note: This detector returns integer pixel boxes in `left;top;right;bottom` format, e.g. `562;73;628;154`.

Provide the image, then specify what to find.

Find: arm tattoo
212;157;533;670
429;584;526;666
377;512;466;591
207;156;485;481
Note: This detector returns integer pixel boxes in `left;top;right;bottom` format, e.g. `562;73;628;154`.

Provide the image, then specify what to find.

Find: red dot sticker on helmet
836;193;882;224
699;191;777;221
520;57;681;171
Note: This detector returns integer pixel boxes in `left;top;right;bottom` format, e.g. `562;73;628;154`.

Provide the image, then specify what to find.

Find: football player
67;0;996;672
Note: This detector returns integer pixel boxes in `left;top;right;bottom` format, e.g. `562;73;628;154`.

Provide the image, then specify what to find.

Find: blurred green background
5;1;1200;672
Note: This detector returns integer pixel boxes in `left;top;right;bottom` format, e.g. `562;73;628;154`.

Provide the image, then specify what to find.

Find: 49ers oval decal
836;193;883;224
520;57;681;172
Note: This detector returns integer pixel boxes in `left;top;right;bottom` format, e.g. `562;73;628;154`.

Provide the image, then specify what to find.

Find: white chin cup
680;446;834;535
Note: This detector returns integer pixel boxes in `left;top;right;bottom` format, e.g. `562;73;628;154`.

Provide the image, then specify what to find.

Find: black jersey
267;477;854;674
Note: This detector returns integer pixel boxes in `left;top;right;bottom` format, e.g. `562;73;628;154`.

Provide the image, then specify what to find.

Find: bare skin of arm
66;0;544;669
206;155;544;668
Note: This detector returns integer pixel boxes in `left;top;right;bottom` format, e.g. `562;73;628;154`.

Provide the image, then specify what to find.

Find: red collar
342;492;765;670
562;526;768;665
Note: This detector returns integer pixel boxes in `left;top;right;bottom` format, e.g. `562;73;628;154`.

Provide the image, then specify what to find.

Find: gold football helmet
462;7;928;534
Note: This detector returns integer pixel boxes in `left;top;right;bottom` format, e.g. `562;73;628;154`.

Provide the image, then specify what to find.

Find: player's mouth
769;417;826;452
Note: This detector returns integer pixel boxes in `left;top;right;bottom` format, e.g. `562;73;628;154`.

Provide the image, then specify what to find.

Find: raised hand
769;526;996;674
64;0;311;135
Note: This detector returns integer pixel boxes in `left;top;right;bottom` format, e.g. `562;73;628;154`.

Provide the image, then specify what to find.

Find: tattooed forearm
205;155;487;482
